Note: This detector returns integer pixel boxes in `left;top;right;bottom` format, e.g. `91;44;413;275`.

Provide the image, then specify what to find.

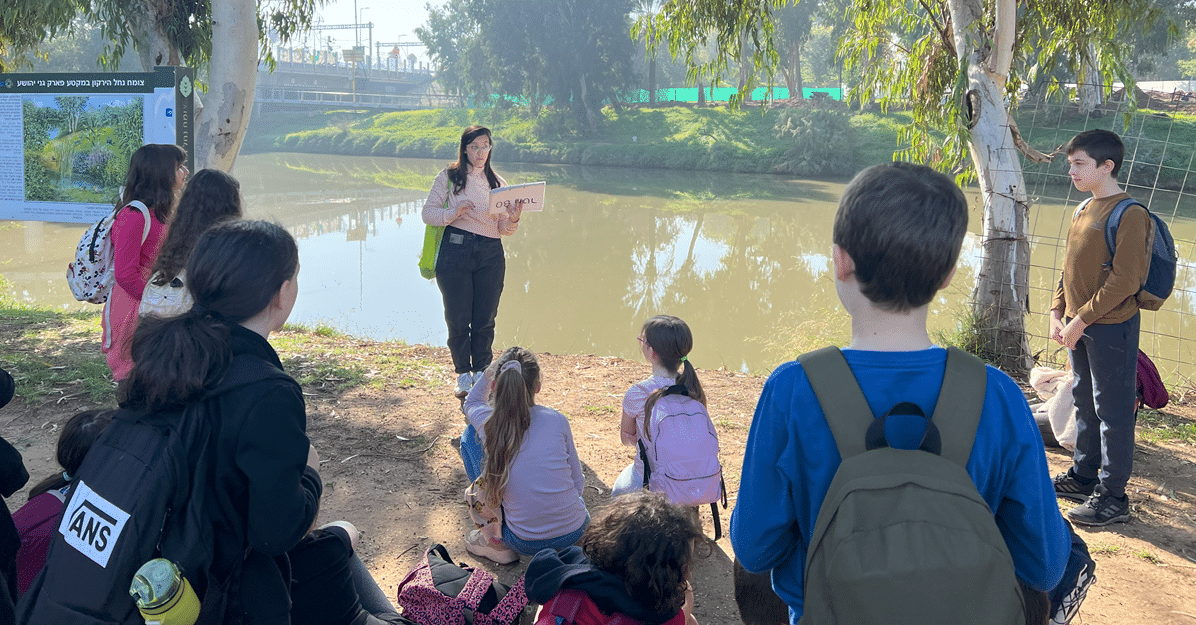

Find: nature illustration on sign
23;95;143;204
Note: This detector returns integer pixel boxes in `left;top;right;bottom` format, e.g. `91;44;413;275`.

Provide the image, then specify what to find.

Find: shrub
773;107;855;177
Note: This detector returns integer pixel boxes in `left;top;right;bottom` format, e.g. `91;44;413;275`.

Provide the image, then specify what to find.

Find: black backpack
796;346;1024;625
16;356;291;625
1074;196;1176;310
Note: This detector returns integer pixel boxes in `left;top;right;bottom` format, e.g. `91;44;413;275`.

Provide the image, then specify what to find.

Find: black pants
435;226;505;374
1069;313;1140;498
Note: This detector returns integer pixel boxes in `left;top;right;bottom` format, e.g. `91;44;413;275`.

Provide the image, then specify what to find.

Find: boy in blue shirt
729;162;1069;623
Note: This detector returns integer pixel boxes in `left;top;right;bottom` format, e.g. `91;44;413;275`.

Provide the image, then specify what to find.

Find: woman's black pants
434;226;505;374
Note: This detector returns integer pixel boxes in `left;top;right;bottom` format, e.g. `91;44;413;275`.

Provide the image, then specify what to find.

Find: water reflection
3;152;1196;379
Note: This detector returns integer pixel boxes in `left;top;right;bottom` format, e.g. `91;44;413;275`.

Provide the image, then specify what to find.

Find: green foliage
931;306;1002;367
418;0;637;132
1;0;318;76
772;106;854;176
635;0;790;105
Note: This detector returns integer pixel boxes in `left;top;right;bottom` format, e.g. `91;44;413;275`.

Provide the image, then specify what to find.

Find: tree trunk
781;42;796;96
793;43;804;100
738;31;752;103
648;38;657;105
1077;44;1103;115
697;80;705;105
579;73;598;133
950;0;1032;375
128;0;179;69
196;0;258;171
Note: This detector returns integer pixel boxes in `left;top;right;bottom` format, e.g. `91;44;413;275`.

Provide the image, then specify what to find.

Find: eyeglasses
637;335;647;346
467;144;492;153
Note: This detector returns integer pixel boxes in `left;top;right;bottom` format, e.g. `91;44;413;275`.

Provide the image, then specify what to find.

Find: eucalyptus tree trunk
129;0;179;69
1077;44;1103;115
949;0;1032;374
195;0;258;171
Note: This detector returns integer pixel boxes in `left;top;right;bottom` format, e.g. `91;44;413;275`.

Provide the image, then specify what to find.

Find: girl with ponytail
117;220;321;623
611;315;706;498
460;346;588;564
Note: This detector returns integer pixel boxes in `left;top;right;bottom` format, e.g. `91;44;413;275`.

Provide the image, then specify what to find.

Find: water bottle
129;558;201;625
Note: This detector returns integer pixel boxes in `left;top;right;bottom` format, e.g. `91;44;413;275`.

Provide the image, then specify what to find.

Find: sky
312;0;443;62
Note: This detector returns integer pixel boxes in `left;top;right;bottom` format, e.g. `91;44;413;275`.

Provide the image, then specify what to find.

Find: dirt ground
3;339;1195;624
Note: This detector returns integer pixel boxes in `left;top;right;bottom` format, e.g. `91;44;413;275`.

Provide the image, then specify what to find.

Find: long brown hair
481;346;539;507
642;315;705;439
120;143;186;223
150;169;243;284
446;125;501;195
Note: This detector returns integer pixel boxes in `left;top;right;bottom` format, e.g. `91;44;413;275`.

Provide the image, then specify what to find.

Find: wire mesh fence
1012;81;1196;386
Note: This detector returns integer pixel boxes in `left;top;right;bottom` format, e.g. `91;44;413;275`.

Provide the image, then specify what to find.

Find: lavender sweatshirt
464;378;588;540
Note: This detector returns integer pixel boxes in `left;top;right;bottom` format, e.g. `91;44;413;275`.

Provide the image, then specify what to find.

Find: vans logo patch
58;480;130;567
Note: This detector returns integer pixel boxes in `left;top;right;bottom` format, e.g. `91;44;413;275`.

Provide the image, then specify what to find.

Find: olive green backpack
796;346;1024;625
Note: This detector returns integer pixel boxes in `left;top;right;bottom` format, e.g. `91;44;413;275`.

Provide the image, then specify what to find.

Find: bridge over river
255;60;462;111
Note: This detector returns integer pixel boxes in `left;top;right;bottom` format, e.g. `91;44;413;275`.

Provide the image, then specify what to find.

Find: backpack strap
638;439;651;489
928;347;987;468
798;346;874;460
1103;197;1149;266
544;588;586;624
126;200;153;245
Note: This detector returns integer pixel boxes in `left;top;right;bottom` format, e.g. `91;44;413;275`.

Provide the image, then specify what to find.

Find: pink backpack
396;544;527;625
637;386;727;536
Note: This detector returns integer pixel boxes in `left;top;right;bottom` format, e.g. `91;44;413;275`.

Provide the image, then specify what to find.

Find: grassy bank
244;105;884;179
244;103;1196;190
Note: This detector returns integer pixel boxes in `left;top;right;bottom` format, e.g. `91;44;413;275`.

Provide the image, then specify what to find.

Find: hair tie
680;356;688;363
500;360;522;374
62;471;73;482
189;303;222;320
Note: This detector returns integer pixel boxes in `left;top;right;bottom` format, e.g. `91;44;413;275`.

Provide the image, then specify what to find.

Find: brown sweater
1051;192;1151;325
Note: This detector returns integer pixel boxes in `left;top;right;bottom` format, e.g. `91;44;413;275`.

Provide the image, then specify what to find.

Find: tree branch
919;0;956;58
1008;112;1054;163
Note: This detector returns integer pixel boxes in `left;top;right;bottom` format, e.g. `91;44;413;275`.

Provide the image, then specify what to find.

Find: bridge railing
255;86;465;110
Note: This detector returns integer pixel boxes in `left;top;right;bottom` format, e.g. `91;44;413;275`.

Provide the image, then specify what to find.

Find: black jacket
205;326;322;624
525;546;678;625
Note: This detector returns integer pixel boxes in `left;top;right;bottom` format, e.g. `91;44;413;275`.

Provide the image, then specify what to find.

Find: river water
4;152;1195;377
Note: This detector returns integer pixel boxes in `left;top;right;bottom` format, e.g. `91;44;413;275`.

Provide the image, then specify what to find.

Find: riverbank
242;102;1196;191
2;303;1195;623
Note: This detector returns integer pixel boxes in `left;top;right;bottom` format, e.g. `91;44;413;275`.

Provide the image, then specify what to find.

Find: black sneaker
1067;488;1131;526
1053;469;1097;502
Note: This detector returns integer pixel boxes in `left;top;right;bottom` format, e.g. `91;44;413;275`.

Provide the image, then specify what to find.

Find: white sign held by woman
489;181;545;214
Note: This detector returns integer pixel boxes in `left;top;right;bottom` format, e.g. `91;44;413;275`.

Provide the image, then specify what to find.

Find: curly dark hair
581;491;703;618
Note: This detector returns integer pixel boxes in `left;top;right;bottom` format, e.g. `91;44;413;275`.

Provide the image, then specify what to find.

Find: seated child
611;315;706;498
12;409;114;596
289;519;413;625
525;491;701;625
460;346;589;564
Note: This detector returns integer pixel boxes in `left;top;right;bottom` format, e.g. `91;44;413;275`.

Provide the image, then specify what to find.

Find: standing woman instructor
423;126;524;397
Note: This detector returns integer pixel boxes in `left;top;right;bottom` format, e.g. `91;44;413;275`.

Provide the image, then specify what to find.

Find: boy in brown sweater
1050;129;1151;526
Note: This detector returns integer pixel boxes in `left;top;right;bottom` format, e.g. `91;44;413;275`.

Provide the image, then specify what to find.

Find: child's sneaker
1053;469;1097;502
1067;487;1131;526
455;372;473;398
464;529;519;564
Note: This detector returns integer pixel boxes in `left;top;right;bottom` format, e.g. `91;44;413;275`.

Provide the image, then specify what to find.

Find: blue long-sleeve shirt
729;347;1069;623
